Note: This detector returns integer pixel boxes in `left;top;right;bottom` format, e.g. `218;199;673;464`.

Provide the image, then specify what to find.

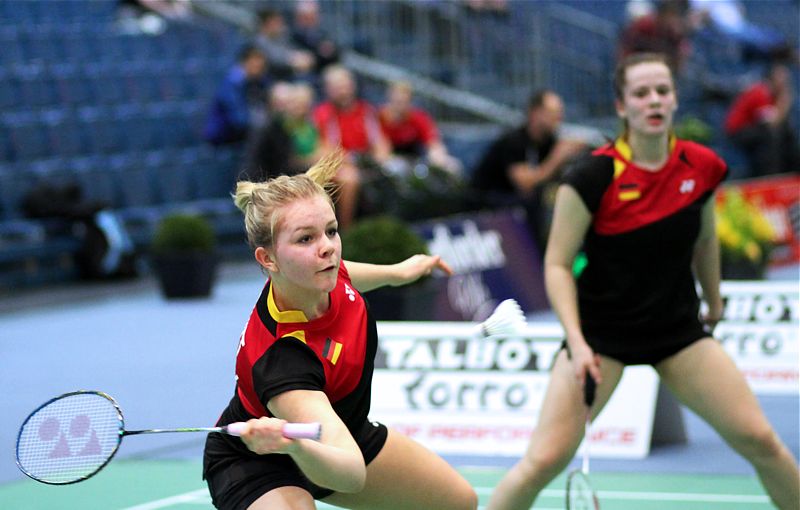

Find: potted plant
715;188;776;280
341;215;438;320
150;213;218;298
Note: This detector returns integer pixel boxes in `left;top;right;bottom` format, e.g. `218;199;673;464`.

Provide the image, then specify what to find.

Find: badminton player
487;53;800;510
203;149;477;510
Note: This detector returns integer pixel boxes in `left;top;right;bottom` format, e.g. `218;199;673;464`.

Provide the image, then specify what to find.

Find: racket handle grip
584;373;597;408
222;422;322;440
222;422;247;436
283;422;322;440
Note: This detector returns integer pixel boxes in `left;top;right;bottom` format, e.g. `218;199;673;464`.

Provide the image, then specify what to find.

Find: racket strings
17;393;122;484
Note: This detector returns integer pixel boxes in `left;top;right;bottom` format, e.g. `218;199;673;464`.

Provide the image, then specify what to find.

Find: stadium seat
5;112;52;161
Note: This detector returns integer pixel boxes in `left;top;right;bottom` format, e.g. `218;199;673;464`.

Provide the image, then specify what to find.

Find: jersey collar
612;134;677;178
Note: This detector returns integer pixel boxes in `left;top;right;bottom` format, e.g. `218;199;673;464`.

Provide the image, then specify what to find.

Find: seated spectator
689;0;795;63
725;62;800;177
254;8;315;82
619;0;691;74
470;89;587;253
313;65;392;229
203;45;270;146
245;83;324;181
379;80;462;175
291;0;341;74
116;0;191;34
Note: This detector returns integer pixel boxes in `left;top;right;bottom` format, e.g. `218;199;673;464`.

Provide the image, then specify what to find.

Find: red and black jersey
562;137;727;341
215;263;378;442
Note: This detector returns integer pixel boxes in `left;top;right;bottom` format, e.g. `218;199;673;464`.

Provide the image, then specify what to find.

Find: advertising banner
412;209;549;321
372;322;659;459
717;281;799;395
371;282;797;459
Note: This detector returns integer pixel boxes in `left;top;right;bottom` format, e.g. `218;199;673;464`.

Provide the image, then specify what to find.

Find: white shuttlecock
476;299;526;337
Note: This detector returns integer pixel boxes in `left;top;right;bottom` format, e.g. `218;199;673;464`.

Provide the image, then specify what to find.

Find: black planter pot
152;252;218;299
363;279;439;321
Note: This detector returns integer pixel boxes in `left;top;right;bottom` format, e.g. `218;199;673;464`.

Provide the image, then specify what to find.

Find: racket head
16;391;125;484
566;469;600;510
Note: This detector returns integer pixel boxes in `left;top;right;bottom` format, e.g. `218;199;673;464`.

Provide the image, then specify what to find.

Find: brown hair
613;52;673;101
233;149;343;249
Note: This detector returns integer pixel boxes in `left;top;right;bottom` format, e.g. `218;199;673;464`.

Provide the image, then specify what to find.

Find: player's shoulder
674;139;727;177
564;143;615;179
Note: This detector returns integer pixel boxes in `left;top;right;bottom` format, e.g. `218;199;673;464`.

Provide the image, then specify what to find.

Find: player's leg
656;338;800;510
321;427;477;510
247;486;317;510
486;349;625;510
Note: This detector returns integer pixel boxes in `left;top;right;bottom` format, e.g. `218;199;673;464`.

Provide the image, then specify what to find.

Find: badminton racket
566;373;600;509
475;299;526;337
16;390;321;485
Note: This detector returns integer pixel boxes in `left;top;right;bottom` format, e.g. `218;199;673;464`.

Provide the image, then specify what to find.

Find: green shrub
341;215;428;265
151;214;216;254
674;116;713;144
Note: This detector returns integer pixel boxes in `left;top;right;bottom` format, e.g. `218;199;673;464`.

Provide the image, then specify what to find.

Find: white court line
121;489;209;510
120;486;771;509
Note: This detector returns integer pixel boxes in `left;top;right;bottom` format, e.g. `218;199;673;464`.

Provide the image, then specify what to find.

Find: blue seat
46;111;88;158
5;113;52;161
69;155;120;208
79;106;121;154
145;149;193;204
109;153;158;208
0;166;29;220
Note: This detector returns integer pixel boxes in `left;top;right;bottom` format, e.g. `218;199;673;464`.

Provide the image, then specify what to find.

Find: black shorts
563;319;712;366
204;420;388;510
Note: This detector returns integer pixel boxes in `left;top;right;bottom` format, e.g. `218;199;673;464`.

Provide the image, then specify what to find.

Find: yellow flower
715;188;773;264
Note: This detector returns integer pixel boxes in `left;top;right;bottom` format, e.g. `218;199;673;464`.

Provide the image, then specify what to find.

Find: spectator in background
246;83;324;181
470;89;586;253
291;0;341;74
619;0;692;74
689;0;796;63
254;8;315;82
313;65;392;229
204;45;270;146
725;62;800;177
379;80;461;175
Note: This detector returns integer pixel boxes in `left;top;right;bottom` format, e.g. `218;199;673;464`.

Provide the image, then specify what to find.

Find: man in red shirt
725;63;799;177
379;81;461;174
313;66;392;229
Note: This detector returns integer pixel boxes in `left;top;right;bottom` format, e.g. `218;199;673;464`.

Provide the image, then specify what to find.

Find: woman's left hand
391;255;454;286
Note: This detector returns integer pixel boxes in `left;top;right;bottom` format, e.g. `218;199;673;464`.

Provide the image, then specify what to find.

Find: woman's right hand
569;339;602;391
238;417;297;455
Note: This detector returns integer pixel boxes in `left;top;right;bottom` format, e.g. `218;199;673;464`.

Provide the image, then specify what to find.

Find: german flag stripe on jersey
322;337;343;365
585;137;727;236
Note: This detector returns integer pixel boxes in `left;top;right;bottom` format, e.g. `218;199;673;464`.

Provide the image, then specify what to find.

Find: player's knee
520;445;573;482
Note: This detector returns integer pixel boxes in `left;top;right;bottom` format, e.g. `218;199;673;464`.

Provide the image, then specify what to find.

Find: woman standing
203;149;477;510
487;53;799;510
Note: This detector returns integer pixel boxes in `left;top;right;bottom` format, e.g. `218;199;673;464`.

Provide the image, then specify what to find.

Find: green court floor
0;460;773;510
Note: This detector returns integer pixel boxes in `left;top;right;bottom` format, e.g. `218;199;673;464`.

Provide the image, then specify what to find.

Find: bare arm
544;184;601;385
509;139;586;195
692;198;723;328
237;390;366;493
344;255;453;293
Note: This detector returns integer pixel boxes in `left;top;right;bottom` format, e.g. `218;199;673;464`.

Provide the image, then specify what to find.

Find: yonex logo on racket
38;415;103;458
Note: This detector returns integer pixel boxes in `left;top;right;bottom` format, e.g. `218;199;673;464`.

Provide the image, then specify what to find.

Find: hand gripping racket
566;374;600;510
15;390;321;485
